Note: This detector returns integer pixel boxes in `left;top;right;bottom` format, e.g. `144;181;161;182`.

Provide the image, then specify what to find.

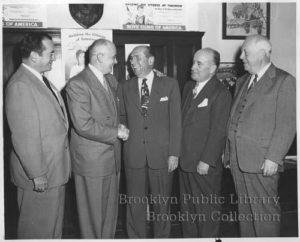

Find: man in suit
118;46;181;238
179;48;232;237
5;33;70;238
224;35;296;237
65;39;128;238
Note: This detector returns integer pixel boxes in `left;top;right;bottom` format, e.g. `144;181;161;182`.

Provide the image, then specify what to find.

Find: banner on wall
122;2;186;31
61;29;112;81
2;4;47;28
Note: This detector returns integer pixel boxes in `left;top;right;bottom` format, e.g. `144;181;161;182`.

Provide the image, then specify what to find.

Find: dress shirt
193;79;210;98
138;70;154;97
248;62;272;88
88;64;108;91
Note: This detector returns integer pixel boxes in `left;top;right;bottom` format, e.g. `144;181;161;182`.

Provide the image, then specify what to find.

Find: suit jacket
66;67;121;177
180;76;232;172
5;64;71;190
224;64;296;173
118;73;182;169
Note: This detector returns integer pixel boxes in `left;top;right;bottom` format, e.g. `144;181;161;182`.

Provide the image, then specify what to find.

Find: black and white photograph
1;0;298;240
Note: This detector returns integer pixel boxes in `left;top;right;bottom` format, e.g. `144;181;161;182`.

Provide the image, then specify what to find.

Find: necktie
248;74;258;92
192;82;200;98
141;78;150;117
42;76;64;115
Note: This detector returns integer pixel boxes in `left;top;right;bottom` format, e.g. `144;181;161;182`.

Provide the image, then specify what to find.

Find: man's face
36;38;55;73
130;47;152;78
240;40;261;74
191;51;214;83
100;44;117;74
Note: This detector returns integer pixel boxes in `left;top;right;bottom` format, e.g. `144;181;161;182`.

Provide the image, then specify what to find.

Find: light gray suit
66;67;121;238
224;64;296;236
5;64;71;238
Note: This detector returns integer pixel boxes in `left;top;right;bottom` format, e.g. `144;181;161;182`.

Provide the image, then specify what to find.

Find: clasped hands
118;124;129;141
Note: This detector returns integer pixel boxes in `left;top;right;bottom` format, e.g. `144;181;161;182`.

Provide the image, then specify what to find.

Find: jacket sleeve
66;79;118;144
201;88;232;167
168;79;182;157
265;74;296;164
5;82;47;179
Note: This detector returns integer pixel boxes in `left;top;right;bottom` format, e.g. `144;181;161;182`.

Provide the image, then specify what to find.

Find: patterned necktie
42;76;64;115
248;74;258;92
141;78;150;117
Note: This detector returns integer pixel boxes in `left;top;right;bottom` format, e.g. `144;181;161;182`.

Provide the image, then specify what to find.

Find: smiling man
224;35;296;237
179;48;231;237
66;39;128;238
118;45;181;238
5;33;70;238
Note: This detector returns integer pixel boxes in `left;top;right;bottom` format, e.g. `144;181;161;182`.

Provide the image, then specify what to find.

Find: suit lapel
188;76;217;113
21;65;67;123
128;76;142;112
85;67;116;114
244;64;275;109
148;74;160;112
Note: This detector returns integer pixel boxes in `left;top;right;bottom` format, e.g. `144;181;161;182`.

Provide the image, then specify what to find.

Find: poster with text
3;4;47;28
123;2;186;31
61;29;112;81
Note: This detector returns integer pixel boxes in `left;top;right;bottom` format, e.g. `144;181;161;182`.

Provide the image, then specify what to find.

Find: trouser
17;185;65;239
74;172;119;238
125;166;173;238
229;138;281;237
179;168;222;238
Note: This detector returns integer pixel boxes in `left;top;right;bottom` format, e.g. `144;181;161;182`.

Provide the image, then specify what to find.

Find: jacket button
144;126;148;130
143;141;145;144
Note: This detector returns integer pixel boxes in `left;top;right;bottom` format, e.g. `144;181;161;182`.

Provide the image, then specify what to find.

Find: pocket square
198;98;208;108
160;96;169;102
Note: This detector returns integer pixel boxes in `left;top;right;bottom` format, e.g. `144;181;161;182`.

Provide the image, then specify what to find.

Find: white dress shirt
138;70;154;97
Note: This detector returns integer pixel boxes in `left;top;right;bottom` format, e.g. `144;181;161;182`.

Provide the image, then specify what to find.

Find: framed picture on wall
222;2;270;39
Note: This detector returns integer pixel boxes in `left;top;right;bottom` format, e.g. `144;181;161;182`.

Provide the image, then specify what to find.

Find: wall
46;2;296;76
196;2;296;76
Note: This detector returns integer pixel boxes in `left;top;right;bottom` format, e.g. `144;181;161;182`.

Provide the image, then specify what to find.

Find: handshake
117;124;129;141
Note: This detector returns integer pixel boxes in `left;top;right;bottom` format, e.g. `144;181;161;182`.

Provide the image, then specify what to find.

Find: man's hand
197;161;209;175
261;159;278;176
33;175;48;192
117;124;129;141
167;156;178;172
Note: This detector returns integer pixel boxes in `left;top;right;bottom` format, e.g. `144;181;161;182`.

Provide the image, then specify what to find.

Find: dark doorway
113;30;204;91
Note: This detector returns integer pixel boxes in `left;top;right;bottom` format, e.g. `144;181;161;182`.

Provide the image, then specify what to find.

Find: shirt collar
89;64;104;81
256;62;271;80
22;63;43;81
139;70;154;82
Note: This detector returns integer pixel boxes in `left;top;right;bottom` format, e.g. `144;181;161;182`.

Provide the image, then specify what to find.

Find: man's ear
96;53;103;63
148;56;155;66
210;64;217;75
29;51;39;64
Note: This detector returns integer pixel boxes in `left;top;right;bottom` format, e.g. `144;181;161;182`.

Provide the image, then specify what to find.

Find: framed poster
222;2;270;39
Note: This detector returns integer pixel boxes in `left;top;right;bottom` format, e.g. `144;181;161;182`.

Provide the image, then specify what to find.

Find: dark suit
224;64;296;236
118;73;181;238
66;67;121;238
179;77;232;237
5;64;70;238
